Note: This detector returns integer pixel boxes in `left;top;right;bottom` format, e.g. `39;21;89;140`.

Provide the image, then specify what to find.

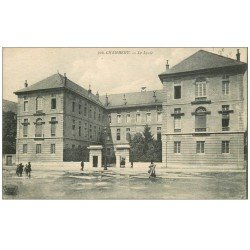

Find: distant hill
3;99;17;114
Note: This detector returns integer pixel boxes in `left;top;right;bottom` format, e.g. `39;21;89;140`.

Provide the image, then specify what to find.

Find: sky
3;48;247;102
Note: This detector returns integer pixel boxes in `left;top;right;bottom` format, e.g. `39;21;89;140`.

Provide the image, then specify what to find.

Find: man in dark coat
81;161;84;171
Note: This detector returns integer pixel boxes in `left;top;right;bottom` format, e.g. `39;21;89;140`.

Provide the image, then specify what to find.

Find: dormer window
195;78;207;98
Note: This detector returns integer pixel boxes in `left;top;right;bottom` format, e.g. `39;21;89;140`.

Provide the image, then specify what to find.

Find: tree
130;125;162;162
2;111;17;154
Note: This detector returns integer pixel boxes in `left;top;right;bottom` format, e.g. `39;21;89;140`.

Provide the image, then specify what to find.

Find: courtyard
2;165;247;199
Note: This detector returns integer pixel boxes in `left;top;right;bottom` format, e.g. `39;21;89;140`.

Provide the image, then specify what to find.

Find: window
72;102;75;112
136;113;141;123
117;128;121;141
126;113;131;123
157;111;162;122
35;118;43;137
222;105;230;131
72;119;75;136
85;123;87;138
23;119;28;137
79;121;81;136
51;98;56;109
146;113;151;122
24;100;28;111
36;144;41;154
72;144;75;149
174;117;181;132
51;144;55;154
84;103;87;116
89;105;92;118
174;108;181;114
174;86;181;99
222;141;230;154
174;141;181;154
36;97;43;111
195;107;207;132
94;126;97;140
23;144;28;154
222;113;230;131
89;124;92;140
196;141;205;154
50;117;56;136
222;105;229;111
94;107;96;120
117;114;121;123
157;127;161;140
126;128;130;141
79;104;81;114
222;75;230;95
195;79;207;98
222;81;229;95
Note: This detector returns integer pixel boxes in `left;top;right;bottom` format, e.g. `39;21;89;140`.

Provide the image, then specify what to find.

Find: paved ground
2;166;247;199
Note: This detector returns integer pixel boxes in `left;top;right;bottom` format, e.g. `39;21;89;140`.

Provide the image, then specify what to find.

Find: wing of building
158;49;247;168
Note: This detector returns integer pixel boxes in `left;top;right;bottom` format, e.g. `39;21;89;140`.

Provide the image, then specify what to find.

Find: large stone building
100;90;163;160
14;73;108;163
14;49;247;168
159;50;247;168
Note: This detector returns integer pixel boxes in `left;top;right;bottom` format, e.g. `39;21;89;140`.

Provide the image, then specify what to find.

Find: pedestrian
80;160;84;171
27;162;32;178
131;160;133;168
24;164;28;177
148;160;156;178
18;163;24;177
16;164;20;177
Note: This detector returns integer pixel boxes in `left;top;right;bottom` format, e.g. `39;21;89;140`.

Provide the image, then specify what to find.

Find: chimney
236;49;240;61
123;94;127;105
96;91;99;99
166;60;169;70
105;93;109;106
153;91;157;102
24;80;28;88
64;73;67;85
88;85;92;96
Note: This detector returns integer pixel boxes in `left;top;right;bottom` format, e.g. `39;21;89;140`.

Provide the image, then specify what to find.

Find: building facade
14;73;108;163
159;50;247;168
14;49;247;168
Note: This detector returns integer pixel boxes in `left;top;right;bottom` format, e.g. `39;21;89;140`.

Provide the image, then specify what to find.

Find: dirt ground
2;166;247;199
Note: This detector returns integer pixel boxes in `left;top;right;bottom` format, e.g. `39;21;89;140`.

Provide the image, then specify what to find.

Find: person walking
80;161;84;171
148;160;156;178
19;163;24;177
27;162;32;178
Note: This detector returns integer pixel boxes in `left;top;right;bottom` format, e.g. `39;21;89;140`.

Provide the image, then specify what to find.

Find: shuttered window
36;97;43;111
51;144;56;154
174;117;181;131
36;144;42;154
195;81;207;97
35;118;43;137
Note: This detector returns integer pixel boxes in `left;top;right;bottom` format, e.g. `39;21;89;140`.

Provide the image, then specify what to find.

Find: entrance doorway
93;156;98;167
6;156;12;166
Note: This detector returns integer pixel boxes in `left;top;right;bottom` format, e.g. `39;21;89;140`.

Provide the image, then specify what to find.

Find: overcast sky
3;48;247;102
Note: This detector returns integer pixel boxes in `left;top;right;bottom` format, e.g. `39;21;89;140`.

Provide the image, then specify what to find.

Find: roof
99;90;163;109
14;73;103;106
159;50;247;78
3;99;17;113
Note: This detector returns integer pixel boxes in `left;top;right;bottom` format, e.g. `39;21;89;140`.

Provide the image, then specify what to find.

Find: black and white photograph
2;47;248;199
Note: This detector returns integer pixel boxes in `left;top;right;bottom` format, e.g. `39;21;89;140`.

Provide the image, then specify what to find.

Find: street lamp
103;126;108;170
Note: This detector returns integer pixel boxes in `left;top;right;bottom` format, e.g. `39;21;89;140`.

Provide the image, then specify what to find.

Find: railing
194;127;208;132
222;127;230;131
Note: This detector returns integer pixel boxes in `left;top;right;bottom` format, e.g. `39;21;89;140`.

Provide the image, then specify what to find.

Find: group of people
80;159;156;178
16;162;32;178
